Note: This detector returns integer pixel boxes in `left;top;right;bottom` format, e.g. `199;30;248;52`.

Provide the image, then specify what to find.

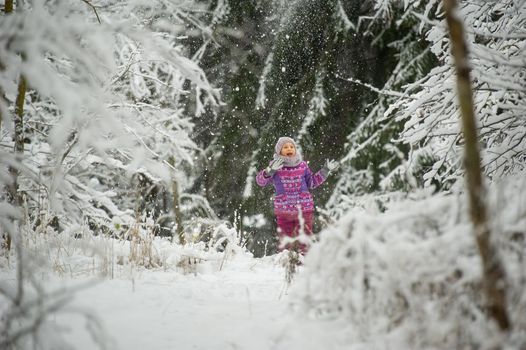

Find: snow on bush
292;174;526;349
12;219;248;278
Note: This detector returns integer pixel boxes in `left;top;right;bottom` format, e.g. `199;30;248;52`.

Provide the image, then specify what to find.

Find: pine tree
193;0;398;254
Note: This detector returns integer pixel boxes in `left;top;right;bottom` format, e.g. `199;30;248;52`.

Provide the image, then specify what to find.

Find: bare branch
336;74;408;98
80;0;101;24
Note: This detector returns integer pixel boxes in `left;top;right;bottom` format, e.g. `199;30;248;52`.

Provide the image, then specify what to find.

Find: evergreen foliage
194;0;400;254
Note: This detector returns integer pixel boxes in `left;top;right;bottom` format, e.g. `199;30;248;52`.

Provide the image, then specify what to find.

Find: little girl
256;136;338;253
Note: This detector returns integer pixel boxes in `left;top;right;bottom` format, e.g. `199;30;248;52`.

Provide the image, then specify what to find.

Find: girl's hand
324;159;340;174
265;158;284;176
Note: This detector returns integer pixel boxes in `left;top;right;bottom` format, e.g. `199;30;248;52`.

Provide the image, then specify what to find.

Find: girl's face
280;142;296;157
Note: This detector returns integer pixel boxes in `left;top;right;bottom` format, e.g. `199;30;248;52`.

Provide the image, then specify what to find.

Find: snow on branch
296;70;328;146
383;0;526;185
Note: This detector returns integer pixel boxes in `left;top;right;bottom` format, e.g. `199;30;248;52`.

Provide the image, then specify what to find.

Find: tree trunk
5;76;26;252
168;157;185;245
3;1;26;252
443;0;510;331
1;0;13;132
0;62;4;133
5;0;13;13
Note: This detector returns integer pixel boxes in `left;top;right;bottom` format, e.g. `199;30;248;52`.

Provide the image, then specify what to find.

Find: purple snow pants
276;211;314;254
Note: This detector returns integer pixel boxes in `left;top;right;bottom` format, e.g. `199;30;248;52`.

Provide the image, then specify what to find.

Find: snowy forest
1;0;525;349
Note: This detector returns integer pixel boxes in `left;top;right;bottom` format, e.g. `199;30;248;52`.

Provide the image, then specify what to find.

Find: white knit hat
274;137;296;155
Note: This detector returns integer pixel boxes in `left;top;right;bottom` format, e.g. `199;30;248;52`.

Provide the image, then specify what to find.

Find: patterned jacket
256;161;328;214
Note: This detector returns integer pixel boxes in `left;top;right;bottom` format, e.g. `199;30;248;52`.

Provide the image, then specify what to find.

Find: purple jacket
256;161;328;214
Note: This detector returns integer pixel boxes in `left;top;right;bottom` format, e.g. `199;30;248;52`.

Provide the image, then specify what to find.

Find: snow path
56;253;351;350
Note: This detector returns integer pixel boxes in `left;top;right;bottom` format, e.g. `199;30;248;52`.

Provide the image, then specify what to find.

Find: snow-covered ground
4;177;525;350
28;251;348;350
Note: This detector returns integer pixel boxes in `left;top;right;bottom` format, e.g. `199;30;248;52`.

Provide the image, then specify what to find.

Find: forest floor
52;250;352;350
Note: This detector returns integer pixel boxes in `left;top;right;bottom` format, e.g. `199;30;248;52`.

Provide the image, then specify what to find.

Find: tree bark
168;157;185;245
3;0;26;252
5;0;13;13
2;0;14;133
5;76;26;252
0;62;4;133
443;0;510;331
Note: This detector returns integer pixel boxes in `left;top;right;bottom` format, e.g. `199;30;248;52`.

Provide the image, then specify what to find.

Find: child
256;136;339;253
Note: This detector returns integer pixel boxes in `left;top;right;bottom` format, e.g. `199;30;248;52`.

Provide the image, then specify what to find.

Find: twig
336;75;408;98
80;0;101;24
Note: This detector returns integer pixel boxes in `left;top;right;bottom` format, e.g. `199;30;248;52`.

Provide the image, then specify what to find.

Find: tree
192;0;394;254
443;0;510;331
2;0;27;253
385;0;525;187
328;0;526;217
0;0;221;347
327;0;439;217
1;0;222;241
